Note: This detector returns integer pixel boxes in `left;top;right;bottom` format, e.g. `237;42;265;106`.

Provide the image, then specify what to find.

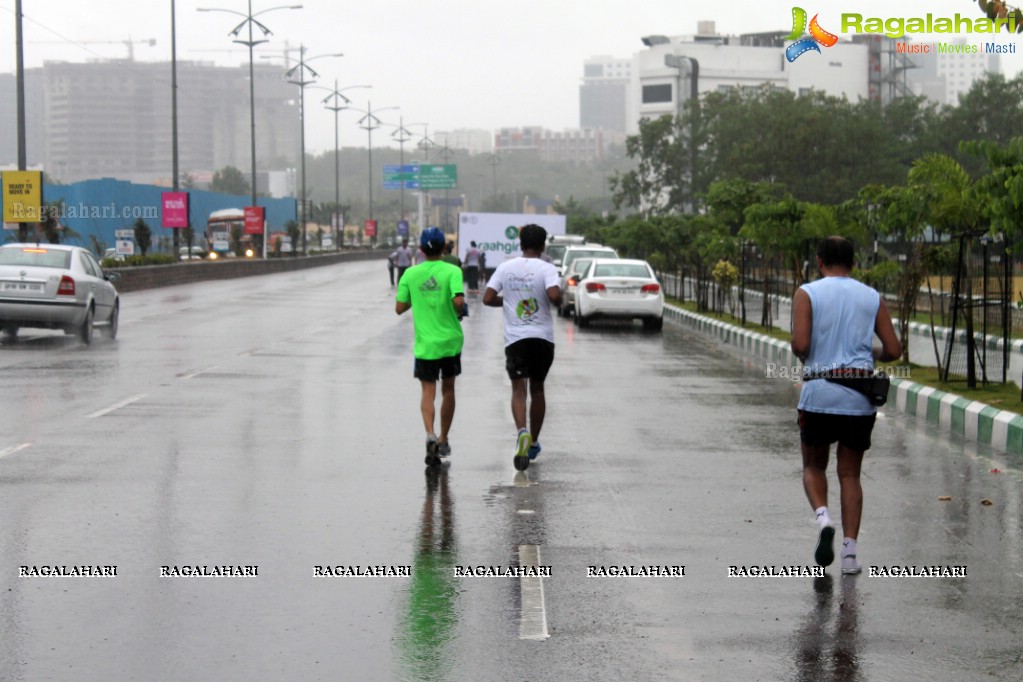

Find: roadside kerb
663;302;1023;455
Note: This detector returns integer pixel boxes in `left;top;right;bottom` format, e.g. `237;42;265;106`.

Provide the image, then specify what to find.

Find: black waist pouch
808;370;891;407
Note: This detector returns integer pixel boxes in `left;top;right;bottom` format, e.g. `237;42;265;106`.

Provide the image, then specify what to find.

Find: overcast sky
2;0;1021;154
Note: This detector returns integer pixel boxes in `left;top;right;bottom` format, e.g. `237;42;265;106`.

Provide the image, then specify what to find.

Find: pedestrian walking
463;241;480;294
391;238;414;285
396;227;467;467
482;224;561;471
790;236;901;574
387;252;396;287
441;241;461;268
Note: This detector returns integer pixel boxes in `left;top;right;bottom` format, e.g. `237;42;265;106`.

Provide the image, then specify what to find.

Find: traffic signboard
417;164;457;190
383;165;419;190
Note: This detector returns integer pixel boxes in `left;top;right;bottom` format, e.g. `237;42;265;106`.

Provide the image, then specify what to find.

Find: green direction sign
417;164;457;190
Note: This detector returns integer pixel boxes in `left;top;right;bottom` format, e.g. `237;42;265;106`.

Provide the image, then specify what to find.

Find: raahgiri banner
457;212;566;262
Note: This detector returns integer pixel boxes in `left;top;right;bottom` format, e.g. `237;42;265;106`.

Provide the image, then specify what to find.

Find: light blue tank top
797;276;879;415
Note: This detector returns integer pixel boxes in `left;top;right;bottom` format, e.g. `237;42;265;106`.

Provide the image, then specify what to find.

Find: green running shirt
396;260;465;360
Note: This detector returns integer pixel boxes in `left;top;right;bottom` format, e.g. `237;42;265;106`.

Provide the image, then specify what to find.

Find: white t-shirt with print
487;256;560;346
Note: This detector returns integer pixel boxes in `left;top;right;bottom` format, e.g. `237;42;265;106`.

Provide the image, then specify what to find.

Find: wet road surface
0;261;1020;680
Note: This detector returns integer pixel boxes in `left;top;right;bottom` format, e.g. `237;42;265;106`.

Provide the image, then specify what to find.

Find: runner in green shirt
396;227;466;466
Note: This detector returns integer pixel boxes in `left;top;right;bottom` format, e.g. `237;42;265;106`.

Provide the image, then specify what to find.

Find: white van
547;234;587;271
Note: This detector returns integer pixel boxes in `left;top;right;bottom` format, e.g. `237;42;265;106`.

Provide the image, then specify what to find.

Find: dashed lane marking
0;442;32;459
518;544;550;641
86;394;147;419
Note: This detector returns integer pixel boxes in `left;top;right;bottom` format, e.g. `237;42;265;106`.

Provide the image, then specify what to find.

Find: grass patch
889;364;1021;408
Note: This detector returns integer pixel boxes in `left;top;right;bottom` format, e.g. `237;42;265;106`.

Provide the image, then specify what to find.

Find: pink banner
244;206;264;235
161;192;189;228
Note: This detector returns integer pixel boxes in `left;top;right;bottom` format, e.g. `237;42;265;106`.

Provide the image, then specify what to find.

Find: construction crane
32;37;157;61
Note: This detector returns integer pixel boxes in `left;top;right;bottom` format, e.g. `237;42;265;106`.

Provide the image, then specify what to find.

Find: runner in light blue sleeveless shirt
797;277;879;416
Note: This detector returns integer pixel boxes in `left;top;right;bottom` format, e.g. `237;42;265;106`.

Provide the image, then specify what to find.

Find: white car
557;257;594;318
558;244;617;277
0;243;121;344
574;258;664;331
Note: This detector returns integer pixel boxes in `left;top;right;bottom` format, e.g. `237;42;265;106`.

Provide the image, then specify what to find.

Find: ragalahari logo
785;7;839;62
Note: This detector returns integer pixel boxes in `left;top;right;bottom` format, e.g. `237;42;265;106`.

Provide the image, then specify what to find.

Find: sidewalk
664;302;1023;456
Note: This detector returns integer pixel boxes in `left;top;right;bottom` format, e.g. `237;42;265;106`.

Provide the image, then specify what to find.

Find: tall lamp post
391;118;427;223
488;153;500;209
315;82;370;249
285;46;342;255
197;0;302;258
663;53;699;214
349;102;398;246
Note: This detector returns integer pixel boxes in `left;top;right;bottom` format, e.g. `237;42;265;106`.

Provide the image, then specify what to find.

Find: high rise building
579;55;632;134
2;59;299;185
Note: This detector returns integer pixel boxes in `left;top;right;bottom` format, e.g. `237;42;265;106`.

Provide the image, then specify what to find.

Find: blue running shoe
528;442;542;460
513;429;531;471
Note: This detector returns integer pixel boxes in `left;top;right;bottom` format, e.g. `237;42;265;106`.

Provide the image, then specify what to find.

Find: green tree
211;166;251;196
133;217;152;259
285;220;301;257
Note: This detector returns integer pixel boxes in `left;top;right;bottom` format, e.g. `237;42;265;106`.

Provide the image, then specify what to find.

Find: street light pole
438;144;454;231
317;82;370;249
171;0;180;255
285;46;342;256
352;102;398;246
14;0;28;242
197;1;302;258
664;53;699;213
488;153;500;209
391;119;426;224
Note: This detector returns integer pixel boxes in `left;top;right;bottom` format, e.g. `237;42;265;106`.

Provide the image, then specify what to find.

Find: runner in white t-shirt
482;224;562;471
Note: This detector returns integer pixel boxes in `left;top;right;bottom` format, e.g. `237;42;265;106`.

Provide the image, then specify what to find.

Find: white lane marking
86;394;147;419
179;365;217;380
518;544;550;641
0;442;32;459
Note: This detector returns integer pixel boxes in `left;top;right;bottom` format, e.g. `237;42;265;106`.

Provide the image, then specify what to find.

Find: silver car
557;258;593;318
0;243;121;344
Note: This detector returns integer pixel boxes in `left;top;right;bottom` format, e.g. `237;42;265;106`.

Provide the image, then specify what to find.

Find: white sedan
574;258;664;331
0;243;121;344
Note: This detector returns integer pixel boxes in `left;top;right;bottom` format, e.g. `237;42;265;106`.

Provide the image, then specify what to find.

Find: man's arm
874;297;902;362
395;300;411;315
452;293;466;317
482;288;502;307
546;285;562;308
790;288;812;362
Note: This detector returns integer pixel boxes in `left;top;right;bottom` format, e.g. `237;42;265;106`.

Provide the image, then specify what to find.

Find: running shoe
437;441;451;458
528;442;542;461
841;554;862;575
513;429;531;471
425;434;440;467
814;525;836;567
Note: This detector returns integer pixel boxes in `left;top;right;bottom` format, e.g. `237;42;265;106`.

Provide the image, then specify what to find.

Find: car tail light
641;283;661;293
57;275;75;295
585;282;606;292
567;277;578;286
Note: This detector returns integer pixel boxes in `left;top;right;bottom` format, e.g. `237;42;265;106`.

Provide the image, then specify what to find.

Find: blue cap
420;226;445;250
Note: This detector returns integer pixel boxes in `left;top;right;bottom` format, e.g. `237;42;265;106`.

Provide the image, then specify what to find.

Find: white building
432;129;492;155
629;25;869;133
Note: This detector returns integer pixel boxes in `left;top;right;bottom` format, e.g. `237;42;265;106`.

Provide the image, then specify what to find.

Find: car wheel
643;316;663;332
78;305;94;345
101;300;119;340
577;311;590;328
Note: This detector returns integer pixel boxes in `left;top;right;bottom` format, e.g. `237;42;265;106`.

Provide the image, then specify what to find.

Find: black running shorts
505;338;555;382
798;410;877;452
414;354;461;382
